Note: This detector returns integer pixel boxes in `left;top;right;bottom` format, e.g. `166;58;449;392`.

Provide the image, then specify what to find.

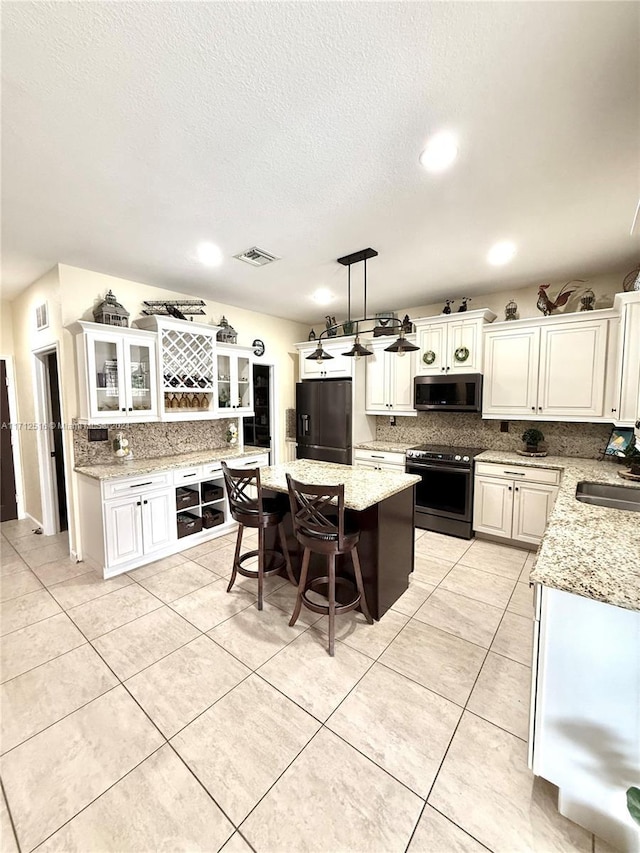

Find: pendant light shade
384;331;420;355
306;344;334;363
342;335;373;358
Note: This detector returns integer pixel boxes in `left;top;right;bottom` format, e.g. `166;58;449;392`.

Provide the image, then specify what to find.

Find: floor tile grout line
236;726;326;836
0;636;87;688
323;724;428;804
0;681;123;759
425;803;494;852
166;740;251;838
0;776;22;853
462;707;528;745
65;601;166;642
0;607;65;640
25;741;168;852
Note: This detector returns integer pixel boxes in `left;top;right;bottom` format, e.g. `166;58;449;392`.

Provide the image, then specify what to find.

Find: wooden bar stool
286;474;372;656
221;462;296;610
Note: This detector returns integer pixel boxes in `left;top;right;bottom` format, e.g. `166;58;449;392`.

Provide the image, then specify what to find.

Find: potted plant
522;428;545;454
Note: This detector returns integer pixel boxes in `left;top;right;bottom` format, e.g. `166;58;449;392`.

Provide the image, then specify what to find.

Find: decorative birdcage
216;316;237;344
93;291;130;327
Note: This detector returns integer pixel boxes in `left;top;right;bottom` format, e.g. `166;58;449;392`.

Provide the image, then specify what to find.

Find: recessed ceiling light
311;287;334;305
487;241;517;266
419;132;459;173
197;242;223;266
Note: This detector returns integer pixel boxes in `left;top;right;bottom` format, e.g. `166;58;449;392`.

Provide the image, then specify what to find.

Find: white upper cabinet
71;321;159;424
483;312;613;421
610;293;640;427
365;339;416;415
216;345;254;415
538;320;607;418
483;327;540;418
414;309;496;376
297;340;354;379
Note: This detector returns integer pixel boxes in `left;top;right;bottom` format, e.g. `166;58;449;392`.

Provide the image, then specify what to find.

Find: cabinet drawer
475;462;561;486
354;449;406;467
225;454;269;469
199;461;223;479
103;471;171;500
172;467;202;485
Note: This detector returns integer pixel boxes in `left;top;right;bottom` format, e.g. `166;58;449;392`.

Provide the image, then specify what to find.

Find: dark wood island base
263;481;415;621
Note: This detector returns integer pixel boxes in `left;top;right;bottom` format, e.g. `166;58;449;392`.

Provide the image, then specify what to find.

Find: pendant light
308;248;418;359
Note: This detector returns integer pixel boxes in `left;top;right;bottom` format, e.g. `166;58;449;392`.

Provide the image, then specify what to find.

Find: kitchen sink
575;481;640;512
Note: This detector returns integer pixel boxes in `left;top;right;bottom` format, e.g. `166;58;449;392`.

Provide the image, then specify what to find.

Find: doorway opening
33;346;68;534
243;363;274;463
0;360;18;522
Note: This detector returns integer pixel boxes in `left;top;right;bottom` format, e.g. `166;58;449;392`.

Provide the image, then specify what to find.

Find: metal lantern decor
93;290;130;327
505;299;518;321
216;316;237;344
580;288;596;311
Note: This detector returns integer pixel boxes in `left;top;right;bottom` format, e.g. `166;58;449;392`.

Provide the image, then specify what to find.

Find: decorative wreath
454;346;470;363
422;350;436;365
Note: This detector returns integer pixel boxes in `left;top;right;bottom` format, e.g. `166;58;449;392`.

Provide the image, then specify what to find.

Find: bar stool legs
289;544;372;656
228;521;297;611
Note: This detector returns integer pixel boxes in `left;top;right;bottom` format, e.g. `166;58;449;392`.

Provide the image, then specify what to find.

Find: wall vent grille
35;302;49;330
233;247;280;267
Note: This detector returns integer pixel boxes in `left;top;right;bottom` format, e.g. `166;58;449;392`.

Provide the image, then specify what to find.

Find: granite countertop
260;460;420;512
354;440;417;454
75;446;266;481
475;450;640;612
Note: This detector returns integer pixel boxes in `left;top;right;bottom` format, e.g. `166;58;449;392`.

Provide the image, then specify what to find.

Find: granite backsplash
376;414;613;460
73;419;236;466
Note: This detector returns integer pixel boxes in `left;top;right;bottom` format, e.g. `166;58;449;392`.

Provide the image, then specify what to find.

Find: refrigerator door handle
299;414;310;436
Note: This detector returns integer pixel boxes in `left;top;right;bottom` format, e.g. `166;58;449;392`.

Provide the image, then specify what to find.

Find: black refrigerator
296;380;352;465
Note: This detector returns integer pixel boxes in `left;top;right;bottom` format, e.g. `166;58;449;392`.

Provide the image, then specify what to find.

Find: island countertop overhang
260;460;420;512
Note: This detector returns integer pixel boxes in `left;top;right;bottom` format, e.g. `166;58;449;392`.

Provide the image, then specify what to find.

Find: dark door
296;382;320;447
0;361;18;521
46;353;68;532
244;364;272;455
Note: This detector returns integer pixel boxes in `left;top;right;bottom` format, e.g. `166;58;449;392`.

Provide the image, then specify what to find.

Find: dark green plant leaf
627;786;640;825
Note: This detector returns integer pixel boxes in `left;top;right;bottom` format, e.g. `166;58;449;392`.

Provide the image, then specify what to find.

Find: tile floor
0;519;604;852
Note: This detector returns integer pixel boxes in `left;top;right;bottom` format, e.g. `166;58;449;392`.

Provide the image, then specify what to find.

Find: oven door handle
406;462;470;474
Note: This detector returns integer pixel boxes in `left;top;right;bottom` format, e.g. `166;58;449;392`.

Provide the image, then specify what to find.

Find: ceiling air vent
233;247;280;267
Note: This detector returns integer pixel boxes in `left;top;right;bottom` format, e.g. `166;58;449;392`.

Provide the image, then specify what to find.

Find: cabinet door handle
131;482;152;488
371;454;384;459
611;408;617;413
505;471;525;476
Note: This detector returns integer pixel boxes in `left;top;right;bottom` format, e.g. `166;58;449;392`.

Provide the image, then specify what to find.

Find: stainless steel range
405;444;484;539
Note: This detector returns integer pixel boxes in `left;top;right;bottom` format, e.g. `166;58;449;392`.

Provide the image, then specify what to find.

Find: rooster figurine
536;280;584;316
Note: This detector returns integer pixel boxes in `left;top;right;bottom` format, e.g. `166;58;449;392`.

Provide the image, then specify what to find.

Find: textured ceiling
2;1;639;322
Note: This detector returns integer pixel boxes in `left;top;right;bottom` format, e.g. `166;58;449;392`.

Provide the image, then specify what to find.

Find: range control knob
454;454;461;461
463;455;470;462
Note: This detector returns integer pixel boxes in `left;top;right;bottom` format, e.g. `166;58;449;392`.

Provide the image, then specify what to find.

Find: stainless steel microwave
414;373;483;412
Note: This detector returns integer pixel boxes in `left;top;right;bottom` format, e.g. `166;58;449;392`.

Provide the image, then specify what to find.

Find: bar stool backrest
221;462;263;522
286;473;345;549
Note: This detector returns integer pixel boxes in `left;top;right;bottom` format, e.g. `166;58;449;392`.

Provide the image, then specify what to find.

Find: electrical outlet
389;416;396;426
500;421;509;433
88;428;109;442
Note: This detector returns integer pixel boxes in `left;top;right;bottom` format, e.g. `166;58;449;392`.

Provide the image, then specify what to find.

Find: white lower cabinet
78;453;270;577
473;462;560;546
105;488;174;570
530;586;640;851
353;449;406;472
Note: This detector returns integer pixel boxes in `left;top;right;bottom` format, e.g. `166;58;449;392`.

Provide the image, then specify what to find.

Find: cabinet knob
611;408;617;413
531;407;535;411
508;486;512;491
538;407;542;412
441;367;446;371
121;408;126;412
136;501;141;506
128;407;133;412
514;487;519;492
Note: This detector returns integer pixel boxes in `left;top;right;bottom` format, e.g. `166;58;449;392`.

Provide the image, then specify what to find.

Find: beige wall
397;269;626;324
10;267;63;526
1;300;15;356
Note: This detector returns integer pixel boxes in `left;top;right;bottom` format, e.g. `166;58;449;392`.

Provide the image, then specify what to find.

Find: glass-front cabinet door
124;337;158;418
87;334;125;421
216;347;254;414
83;326;158;422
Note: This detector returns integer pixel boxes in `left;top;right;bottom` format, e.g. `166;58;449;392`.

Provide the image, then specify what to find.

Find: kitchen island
260;460;420;620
